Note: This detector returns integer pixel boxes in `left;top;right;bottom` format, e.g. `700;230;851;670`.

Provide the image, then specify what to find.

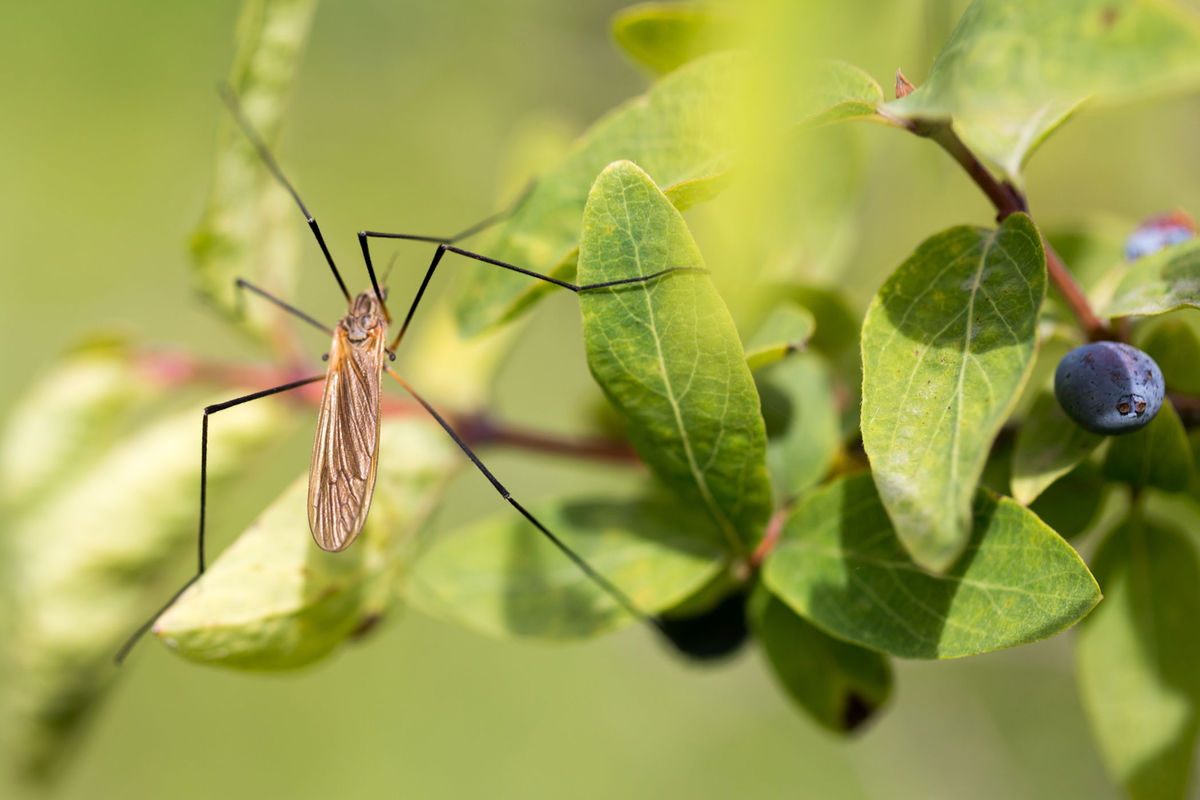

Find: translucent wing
308;324;386;551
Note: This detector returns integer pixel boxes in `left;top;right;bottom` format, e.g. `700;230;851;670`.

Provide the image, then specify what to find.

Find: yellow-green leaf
886;0;1200;181
190;0;317;331
1106;238;1200;318
762;473;1100;659
1011;389;1103;505
155;418;459;669
611;2;739;75
861;214;1046;570
405;492;726;640
578;160;771;554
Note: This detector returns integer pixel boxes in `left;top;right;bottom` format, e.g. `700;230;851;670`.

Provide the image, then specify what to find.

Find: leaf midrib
620;181;743;555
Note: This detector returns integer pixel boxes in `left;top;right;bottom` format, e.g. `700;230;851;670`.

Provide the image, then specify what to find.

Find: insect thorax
342;292;387;341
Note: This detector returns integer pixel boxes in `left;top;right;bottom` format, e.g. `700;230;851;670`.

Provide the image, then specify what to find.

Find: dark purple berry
1054;342;1164;435
1124;210;1196;261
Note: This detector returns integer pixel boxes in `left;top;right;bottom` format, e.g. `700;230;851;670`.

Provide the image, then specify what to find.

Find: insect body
309;291;388;551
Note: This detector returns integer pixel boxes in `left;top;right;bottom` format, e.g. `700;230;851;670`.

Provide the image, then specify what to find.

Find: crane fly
308;290;388;552
115;87;692;663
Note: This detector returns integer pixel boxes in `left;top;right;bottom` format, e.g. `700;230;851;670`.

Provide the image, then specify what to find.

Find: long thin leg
356;181;537;322
115;374;326;664
235;278;334;337
387;369;665;635
219;85;352;303
387;242;704;349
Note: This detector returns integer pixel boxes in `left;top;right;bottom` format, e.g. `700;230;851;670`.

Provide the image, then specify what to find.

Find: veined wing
308;324;386;551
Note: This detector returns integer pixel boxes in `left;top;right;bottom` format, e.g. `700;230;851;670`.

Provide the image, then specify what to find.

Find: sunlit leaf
578;160;771;554
1011;390;1103;505
1106;238;1200;318
4;393;293;777
799;60;888;129
190;0;317;330
612;2;740;75
861;214;1046;570
762;473;1100;659
455;52;745;336
748;583;891;733
745;303;815;371
405;492;726;640
886;0;1200;181
1078;515;1200;800
1103;402;1194;493
154;419;459;668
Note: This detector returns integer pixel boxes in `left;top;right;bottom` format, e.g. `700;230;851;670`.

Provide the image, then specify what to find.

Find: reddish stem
748;505;792;571
918;121;1116;341
132;347;642;463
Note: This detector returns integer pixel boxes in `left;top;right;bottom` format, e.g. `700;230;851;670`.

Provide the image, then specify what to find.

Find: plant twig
911;119;1116;341
131;347;642;464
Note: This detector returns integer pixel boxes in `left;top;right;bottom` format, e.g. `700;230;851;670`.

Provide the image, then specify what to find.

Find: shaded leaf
579;160;771;553
1011;389;1104;505
5;393;293;777
405;492;726;640
861;214;1046;570
1103;401;1194;493
1106;238;1200;318
748;582;891;733
1029;460;1107;541
190;0;317;330
745;303;816;371
758;354;841;502
886;0;1200;180
454;52;745;335
155;419;459;669
1078;515;1200;800
762;473;1100;659
1137;315;1200;395
612;2;740;75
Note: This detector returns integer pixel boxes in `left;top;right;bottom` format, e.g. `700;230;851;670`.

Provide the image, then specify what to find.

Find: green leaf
454;52;745;336
885;0;1200;181
800;60;887;129
1077;515;1200;800
1011;390;1104;505
4;393;293;776
762;473;1100;659
578;160;772;553
405;492;726;640
0;336;155;509
758;354;841;502
190;0;317;330
748;582;891;733
745;303;816;371
1138;315;1200;395
155;419;459;669
1029;460;1107;541
1106;238;1200;318
861;214;1046;570
1103;402;1194;493
611;2;739;75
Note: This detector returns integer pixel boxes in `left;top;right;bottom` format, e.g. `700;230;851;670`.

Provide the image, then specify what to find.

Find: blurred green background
5;0;1200;797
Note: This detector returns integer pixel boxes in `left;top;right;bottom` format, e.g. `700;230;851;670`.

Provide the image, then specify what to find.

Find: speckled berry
1054;342;1164;435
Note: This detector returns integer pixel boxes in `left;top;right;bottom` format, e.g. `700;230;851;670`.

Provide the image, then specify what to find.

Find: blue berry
1054;342;1164;435
1124;211;1196;261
